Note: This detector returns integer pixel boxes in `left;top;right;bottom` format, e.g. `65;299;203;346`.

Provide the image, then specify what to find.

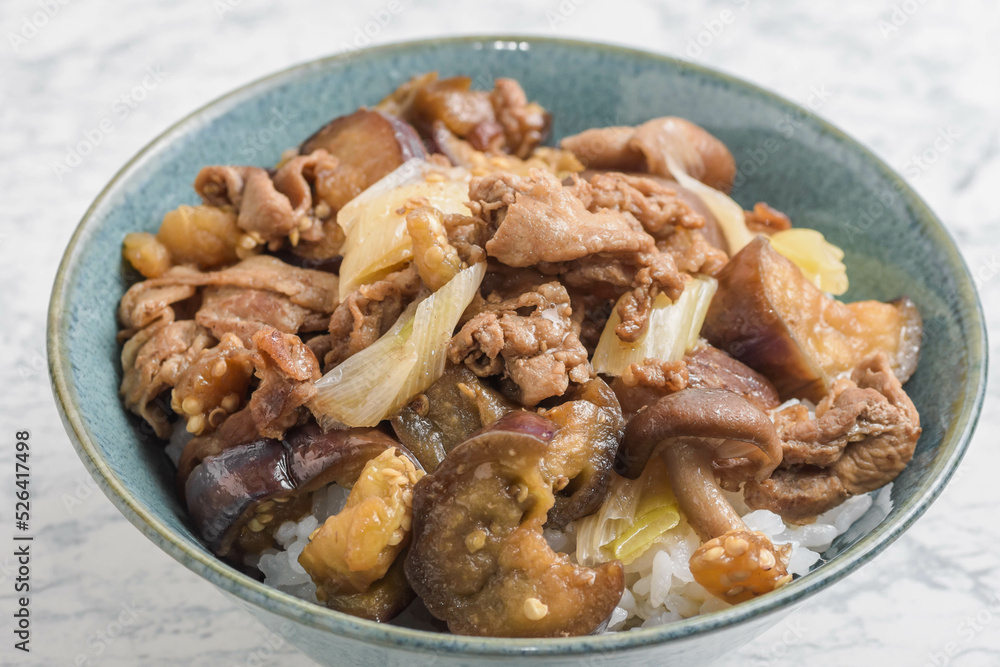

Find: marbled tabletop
1;0;998;665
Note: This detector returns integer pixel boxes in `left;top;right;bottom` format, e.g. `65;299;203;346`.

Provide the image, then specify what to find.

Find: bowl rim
48;34;988;658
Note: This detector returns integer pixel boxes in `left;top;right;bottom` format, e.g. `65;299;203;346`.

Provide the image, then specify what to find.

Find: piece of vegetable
573;457;680;567
185;424;403;558
618;388;791;603
301;108;426;211
336;159;471;299
122;232;172;278
299;448;423;598
312;262;486;427
390;364;515;470
703;237;922;401
769;228;848;295
662;152;754;254
592;275;717;376
541;378;625;529
405;412;624;637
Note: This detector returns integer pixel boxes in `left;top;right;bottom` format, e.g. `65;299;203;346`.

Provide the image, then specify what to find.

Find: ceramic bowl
48;36;987;666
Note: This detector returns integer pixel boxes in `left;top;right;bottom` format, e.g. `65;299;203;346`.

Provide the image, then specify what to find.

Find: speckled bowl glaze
49;36;987;666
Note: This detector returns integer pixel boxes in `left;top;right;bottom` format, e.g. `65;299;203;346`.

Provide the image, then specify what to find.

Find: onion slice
337;159;471;299
592;275;718;376
312;262;486;428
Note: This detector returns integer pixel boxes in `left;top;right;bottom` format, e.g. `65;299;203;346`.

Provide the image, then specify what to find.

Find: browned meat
467;168;685;341
470;169;654;265
744;353;921;520
120;320;215;438
324;266;422;368
195;166;295;245
745;202;792;235
622;358;689;393
560;127;644;171
685;346;781;412
489;78;550;158
629;117;736;193
657;227;729;277
610;345;778;424
448;281;592;406
249;326;321;439
118;282;197;333
195;286;325;346
561;117;737;193
581;172;705;236
121;256;339;316
377;73;550;159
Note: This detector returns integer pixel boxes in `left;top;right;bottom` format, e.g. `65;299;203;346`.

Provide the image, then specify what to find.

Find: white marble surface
1;0;997;664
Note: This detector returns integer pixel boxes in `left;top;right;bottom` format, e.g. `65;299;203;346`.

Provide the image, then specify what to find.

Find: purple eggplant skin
299;108;426;163
476;410;558;444
184;424;403;559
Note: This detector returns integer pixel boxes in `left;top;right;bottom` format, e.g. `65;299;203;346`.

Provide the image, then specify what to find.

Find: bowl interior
49;36;986;659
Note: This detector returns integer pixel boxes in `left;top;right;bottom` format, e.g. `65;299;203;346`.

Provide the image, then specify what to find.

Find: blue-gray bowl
48;36;988;666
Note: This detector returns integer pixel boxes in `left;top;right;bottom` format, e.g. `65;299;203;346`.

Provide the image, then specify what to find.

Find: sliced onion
592;276;718;376
663;153;754;254
769;228;849;295
337;159;471;299
312;262;486;428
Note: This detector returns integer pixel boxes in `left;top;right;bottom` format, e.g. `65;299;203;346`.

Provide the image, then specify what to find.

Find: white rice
598;485;890;632
248;480;890;633
246;484;351;603
170;402;890;632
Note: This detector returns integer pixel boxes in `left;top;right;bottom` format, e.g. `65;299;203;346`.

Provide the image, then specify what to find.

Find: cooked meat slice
121;255;339;315
448;281;592;406
560;127;644;171
272;149;340;245
620;358;688;392
656;227;728;277
196;165;296;244
468;169;684;341
581;172;706;236
628;117;736;193
744;467;848;526
489;78;550;158
118;282;197;333
324;266;421;368
561;117;737;193
744;202;792;235
195;286;323;346
470;169;653;266
744;353;921;520
120;319;215;438
249;326;321;439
